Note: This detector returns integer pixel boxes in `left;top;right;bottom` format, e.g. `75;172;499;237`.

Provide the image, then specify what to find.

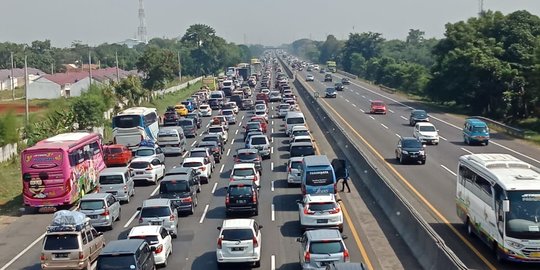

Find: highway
0;63;420;270
294;64;540;270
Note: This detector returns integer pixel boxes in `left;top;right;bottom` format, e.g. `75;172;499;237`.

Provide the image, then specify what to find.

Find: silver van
77;193;122;230
137;198;179;238
98;167;135;203
157;127;186;156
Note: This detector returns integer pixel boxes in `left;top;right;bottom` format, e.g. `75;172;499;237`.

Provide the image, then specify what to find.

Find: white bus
456;153;540;263
112;107;159;150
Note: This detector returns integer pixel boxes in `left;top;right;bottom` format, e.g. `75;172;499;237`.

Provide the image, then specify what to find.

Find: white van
210;91;225;102
285;112;306;135
157;127;186;155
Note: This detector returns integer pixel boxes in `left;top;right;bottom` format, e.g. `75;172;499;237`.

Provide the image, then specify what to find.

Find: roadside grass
0;88;24;100
0;156;22;216
515;118;540;144
142;81;202;114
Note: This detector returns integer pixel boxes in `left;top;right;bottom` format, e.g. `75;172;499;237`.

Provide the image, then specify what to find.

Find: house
27;67;138;99
116;38;145;48
0;68;46;90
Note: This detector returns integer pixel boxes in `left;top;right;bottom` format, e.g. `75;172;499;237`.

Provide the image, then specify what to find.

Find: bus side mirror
503;200;510;212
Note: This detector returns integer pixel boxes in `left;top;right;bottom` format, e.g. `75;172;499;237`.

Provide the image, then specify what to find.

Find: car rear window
79;200;105;210
238;152;257;160
129;235;160;245
221;229;254;241
44;234;79;250
255;111;265;115
309;241;344;254
209;127;223;133
290;145;314;157
140;206;171;217
183;162;203;168
130;161;149;169
246;123;260;129
200;105;209;110
105;147;123;154
97;255;136;270
290;161;303;170
222;110;233;115
307;202;338;212
287;117;304;125
251;137;267;145
158;133;178;138
228;186;253;196
295;138;311;143
160;181;190;193
279;105;290;110
293;130;309;137
190;151;207;158
135;149;154;157
306;170;334;186
233;168;255;176
178;119;193;126
419;125;436;132
99;175;124;185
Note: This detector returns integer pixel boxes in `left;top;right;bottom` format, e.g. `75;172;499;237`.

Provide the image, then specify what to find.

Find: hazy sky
1;0;539;48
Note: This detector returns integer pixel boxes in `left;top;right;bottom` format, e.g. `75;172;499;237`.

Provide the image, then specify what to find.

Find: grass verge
142;81;202;114
0;156;22;217
0;88;24;100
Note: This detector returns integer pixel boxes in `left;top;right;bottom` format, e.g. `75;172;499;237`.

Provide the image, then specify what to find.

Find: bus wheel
466;219;474;237
494;244;506;263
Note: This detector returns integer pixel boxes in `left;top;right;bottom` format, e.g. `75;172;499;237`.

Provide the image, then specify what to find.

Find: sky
1;0;539;48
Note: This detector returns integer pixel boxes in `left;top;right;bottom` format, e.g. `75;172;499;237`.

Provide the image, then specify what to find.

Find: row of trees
288;10;540;122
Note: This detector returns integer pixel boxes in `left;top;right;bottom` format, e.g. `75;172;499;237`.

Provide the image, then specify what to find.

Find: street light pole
10;52;15;101
177;51;182;82
88;50;93;86
24;55;29;125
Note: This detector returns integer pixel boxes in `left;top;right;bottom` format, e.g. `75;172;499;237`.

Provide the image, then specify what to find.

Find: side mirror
259;225;263;229
137;207;142;211
150;246;157;252
503;200;510;212
217;226;222;231
342;235;348;240
337;199;342;202
296;237;302;242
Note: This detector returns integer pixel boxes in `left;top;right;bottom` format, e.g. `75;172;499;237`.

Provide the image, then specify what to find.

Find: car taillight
344;249;350;262
229;177;234;182
225;194;230;205
217;238;222;249
304;251;311;263
169;214;175;221
79;251;84;260
253;236;258;248
101;210;110;216
199;166;206;171
40;253;46;261
329;207;341;214
146;165;153;171
154;244;163;254
182;197;193;203
252;191;257;203
303;206;314;215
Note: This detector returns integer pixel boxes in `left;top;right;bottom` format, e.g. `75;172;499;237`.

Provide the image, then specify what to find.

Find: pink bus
21;132;106;209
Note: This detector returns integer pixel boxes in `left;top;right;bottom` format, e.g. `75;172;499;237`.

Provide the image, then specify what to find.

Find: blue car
181;101;194;112
463;118;490;145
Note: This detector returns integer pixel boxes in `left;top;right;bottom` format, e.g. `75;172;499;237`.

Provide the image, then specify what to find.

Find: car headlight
401;150;408;154
506;240;524;249
419;150;425;155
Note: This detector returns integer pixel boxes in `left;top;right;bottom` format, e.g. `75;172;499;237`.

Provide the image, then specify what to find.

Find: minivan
96;239;155;270
301;155;337;195
98;167;135;203
78;193;121;229
463;118;490;145
156;127;186;156
285;112;306;136
210;90;225;102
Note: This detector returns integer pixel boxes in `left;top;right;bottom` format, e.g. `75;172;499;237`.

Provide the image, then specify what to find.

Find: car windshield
291;146;315;157
402;140;422;148
287;117;305;124
160;181;190;193
128;235;160;245
506;191;540;239
99;175;124;185
290;161;303;171
412;111;427;117
255;111;265;115
251;137;267;145
96;255;136;270
183;162;203;168
43;234;79;250
419;126;436;132
233;168;255;176
140;206;170;217
135;149;155;157
308;202;338;212
130;161;149;169
309;241;344;254
80;200;105;210
221;229;254;241
229;186;253;196
209;127;223;133
178;120;193;126
306;170;333;186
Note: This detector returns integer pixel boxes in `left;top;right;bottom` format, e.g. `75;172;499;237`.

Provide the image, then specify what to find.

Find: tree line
287;10;540;123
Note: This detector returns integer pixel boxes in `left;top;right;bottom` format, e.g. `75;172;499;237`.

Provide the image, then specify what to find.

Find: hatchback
199;105;213;117
138;198;178;238
190;147;215;169
134;142;165;164
250;116;268;133
202;134;225;153
409;109;429;126
78;193;121;229
129;156;165;184
297;194;343;232
98;167;135;203
103;144;132;167
247;135;271;159
297;229;350;269
370;100;387;114
216;219;263;268
230;163;261;187
128;225;173;267
163;111;181;126
182;157;213;184
234;148;262;175
287;157;304;186
290;142;316;158
226;180;259;216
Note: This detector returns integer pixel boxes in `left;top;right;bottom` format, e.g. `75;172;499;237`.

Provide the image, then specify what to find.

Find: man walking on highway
340;161;351;193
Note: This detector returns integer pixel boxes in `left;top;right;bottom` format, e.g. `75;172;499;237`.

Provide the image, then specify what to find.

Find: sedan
306;74;315;81
370;100;387;114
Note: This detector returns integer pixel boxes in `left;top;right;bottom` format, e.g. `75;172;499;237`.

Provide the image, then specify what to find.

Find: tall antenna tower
478;0;485;16
137;0;148;43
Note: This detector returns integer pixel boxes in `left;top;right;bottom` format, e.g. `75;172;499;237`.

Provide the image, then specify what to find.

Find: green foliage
114;75;147;107
0;112;19;146
319;35;343;64
137;46;179;90
341;32;384;71
72;86;109;130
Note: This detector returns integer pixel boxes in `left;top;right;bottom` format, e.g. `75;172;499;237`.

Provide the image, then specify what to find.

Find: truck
326;61;337;73
236;63;250;81
250;58;263;77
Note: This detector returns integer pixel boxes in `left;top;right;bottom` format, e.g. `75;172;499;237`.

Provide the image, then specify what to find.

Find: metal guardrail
336;70;358;80
471;116;526;138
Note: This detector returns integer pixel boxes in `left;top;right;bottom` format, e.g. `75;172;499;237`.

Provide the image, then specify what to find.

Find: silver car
297;229;350;269
138;198;179;238
98;167;135;203
78;193;121;229
247;135;271;159
134;145;165;164
286;157;304;186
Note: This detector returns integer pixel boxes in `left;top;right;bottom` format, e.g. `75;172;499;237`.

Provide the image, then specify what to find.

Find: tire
189;203;195;215
467;219;474;237
254;260;261;268
162;255;168;267
117;209;121;221
399;155;404;164
485;141;489;146
84;260;92;270
125;194;130;204
421;160;426;165
254;207;259;216
153;175;157;185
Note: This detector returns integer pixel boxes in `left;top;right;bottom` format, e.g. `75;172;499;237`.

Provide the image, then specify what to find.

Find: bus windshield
506;191;540;239
112;115;141;128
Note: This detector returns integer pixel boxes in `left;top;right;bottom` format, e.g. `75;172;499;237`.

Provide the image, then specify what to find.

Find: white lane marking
362;95;366;99
199;204;210;224
241;115;245;120
191;140;197;147
461;147;474;154
369;116;375;120
219;164;225;173
211;182;218;194
271;147;274;154
440;165;457;176
199;133;204;137
182;151;188;158
271;120;274;125
124;211;140;228
235;129;238;135
388;109;394;113
271;162;274;171
271;137;274;143
345;99;350;103
271;255;276;270
381;124;389;129
206;122;211;128
271;180;275;192
440;136;448;141
226;149;231;156
271;204;275;221
352;104;357;107
359;109;365;113
395;133;401;138
150;184;160;196
271;128;274;134
0;232;46;270
400;116;408;120
356;92;360;95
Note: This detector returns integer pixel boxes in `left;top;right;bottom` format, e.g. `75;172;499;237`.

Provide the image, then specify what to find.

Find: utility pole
24;55;29;125
177;51;182;82
88;50;93;86
50;62;54;74
115;51;120;82
10;52;14;100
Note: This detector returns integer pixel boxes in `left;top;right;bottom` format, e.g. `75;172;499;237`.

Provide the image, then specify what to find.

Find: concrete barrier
279;57;468;270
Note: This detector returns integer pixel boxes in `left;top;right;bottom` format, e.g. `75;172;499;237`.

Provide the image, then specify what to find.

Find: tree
136;46;178;90
72;86;108;130
319;35;342;63
181;24;216;49
341;32;384;71
406;29;425;45
114;75;146;107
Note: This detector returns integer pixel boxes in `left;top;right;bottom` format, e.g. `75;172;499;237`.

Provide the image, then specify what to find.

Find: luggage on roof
47;210;89;232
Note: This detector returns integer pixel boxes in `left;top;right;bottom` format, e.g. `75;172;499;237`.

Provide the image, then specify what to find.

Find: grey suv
78;193;121;230
137;199;179;238
297;229;350;269
154;176;198;215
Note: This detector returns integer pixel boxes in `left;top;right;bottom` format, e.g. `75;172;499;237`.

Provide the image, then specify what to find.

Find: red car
250;116;268;133
103;144;132;167
370;100;387;114
256;93;269;104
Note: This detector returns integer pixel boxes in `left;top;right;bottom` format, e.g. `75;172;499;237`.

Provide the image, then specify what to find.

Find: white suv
128;225;173;267
216;219;263;268
129;156;165;184
297;194;344;232
181;157;212;183
413;122;439;145
208;125;229;144
230;163;260;187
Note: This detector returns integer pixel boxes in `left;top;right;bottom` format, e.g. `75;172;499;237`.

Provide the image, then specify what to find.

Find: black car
341;78;351;85
241;99;254;110
163;111;180;126
234;148;262;175
395;137;426;164
229;95;243;107
225;180;259;217
324;74;333;82
409;110;429;126
209;98;221;110
186;112;202;129
197;141;222;163
153;176;198;215
335;83;344;91
177;118;197;137
201;134;225;153
325;87;337;98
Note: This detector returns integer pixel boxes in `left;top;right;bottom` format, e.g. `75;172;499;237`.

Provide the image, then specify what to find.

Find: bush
0;112;19;147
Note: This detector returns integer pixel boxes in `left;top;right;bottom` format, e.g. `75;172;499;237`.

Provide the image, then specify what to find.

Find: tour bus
112;107;159;151
456;153;540;262
21;132;106;210
301;155;337;195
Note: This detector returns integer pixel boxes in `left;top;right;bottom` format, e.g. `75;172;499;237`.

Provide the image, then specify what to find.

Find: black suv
341;78;351;85
225;180;259;217
197;141;222;163
395;137;426;164
334;83;344;91
163;111;180;126
234;148;262;175
409;110;429;126
324;74;333;82
153;176;198;215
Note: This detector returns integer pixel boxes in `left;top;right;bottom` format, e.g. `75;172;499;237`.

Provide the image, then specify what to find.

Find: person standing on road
340;162;351;193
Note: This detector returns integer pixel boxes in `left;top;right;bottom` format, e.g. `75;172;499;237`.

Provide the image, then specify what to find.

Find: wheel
254;207;259;216
153;175;157;185
395;152;399;161
420;160;426;165
254;260;261;268
162;255;168;267
84;260;91;270
125;194;130;203
485;141;489;146
194;195;198;207
117;209;121;221
131;188;135;197
399;155;404;164
190;203;195;215
467;219;474;236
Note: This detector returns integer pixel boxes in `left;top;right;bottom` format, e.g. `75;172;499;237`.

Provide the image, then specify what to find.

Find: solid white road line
150;184;160;196
352;104;357;107
359;109;365;113
271;180;275;192
460;147;474;154
211;182;218;194
271;255;276;270
271;162;274;171
396;133;401;138
356;92;360;95
191;140;197;147
440;165;457;176
219;164;225;173
381;124;389;129
388;109;394;113
241;115;245;120
199;204;210;224
271;120;274;125
182;151;188;158
124;211;140;228
345;99;350;103
440;136;448;141
271;128;274;134
226;149;231;156
271;204;275;221
369;116;375;120
400;116;408;120
0;232;46;270
271;147;274;154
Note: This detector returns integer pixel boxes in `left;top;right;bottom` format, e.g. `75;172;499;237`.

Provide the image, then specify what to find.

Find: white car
290;126;310;139
230;163;260;187
298;194;344;232
413;122;440;145
128;225;173;267
208;125;229;144
254;110;268;121
277;103;291;118
182;157;213;183
292;135;312;144
129;156;165;184
199;105;213;117
226;101;239;114
216;219;262;268
306;74;315;81
286;157;304;186
260;88;270;95
254;104;268;113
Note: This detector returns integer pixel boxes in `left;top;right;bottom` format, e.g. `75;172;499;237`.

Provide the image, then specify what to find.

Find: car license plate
317;219;328;224
136;172;144;175
151;221;162;225
54;253;69;259
106;191;117;195
231;247;244;251
530;252;540;258
321;261;334;266
236;200;246;204
410;154;417;157
88;215;98;219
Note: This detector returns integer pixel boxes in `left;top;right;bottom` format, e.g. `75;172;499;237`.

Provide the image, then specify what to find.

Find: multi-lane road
294;65;540;270
0;64;421;270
